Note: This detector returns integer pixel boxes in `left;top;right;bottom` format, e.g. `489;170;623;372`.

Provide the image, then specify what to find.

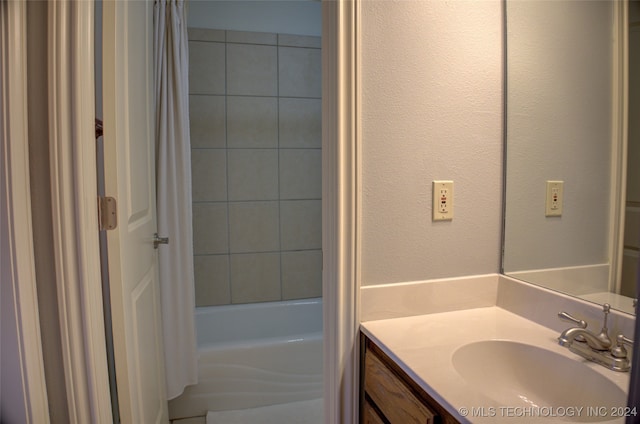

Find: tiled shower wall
188;28;322;306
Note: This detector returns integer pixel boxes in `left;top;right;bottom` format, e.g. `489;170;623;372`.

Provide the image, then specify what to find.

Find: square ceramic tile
279;98;321;148
227;44;277;96
227;97;278;148
624;209;639;248
189;95;226;148
280;200;321;250
628;157;640;203
281;250;322;300
621;255;638;297
279;149;321;199
192;203;228;254
227;30;277;46
278;47;321;98
228;201;280;253
230;253;281;303
191;149;227;202
227;149;278;201
194;255;230;306
278;34;321;49
188;28;225;42
189;41;225;95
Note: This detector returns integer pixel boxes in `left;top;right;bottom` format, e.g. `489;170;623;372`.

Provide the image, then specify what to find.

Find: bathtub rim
194;297;323;349
195;297;323;316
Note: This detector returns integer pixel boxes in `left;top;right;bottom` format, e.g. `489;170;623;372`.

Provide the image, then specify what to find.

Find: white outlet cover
433;180;454;221
545;180;563;217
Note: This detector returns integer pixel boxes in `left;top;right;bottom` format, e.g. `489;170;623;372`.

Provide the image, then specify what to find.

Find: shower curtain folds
153;0;197;400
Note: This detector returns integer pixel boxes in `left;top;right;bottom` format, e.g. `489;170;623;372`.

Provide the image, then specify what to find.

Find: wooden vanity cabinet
360;334;460;424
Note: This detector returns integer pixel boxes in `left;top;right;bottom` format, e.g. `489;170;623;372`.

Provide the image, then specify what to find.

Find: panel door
102;1;169;423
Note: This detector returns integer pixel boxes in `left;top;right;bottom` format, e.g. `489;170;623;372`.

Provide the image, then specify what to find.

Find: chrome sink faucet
558;304;612;350
557;304;632;372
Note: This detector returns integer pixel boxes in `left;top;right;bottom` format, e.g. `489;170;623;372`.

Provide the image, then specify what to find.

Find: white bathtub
168;298;323;420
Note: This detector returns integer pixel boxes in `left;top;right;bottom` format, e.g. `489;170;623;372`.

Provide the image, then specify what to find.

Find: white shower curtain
153;0;197;400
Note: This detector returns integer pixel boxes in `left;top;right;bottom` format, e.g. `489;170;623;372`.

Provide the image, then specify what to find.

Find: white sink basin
452;340;626;421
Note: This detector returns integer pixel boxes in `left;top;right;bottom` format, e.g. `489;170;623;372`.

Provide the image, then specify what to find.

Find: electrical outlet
433;180;454;221
545;180;563;217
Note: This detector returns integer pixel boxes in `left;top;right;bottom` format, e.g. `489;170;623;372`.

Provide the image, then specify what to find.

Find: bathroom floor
208;398;322;424
170;398;323;424
171;417;206;424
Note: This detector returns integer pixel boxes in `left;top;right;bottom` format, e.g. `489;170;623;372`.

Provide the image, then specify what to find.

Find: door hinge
98;196;118;230
95;118;103;139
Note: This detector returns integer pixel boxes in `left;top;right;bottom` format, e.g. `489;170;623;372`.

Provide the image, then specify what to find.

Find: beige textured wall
360;1;504;286
188;1;320;37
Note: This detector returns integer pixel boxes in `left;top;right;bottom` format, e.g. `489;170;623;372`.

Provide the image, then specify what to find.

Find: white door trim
46;2;113;422
322;0;362;422
0;2;50;422
609;0;629;294
12;0;364;422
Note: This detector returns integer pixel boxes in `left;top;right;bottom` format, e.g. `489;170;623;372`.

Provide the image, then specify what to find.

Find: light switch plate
433;180;454;221
545;180;563;217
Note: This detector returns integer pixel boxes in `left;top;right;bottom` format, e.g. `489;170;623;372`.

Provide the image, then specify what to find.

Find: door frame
7;0;363;422
609;0;629;294
321;0;361;422
0;2;50;422
45;1;114;422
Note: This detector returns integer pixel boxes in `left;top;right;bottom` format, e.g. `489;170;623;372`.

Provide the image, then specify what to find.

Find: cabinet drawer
364;349;436;424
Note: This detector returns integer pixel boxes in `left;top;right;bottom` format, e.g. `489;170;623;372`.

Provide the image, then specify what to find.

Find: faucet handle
596;304;612;348
558;311;587;328
558;312;587;342
611;334;634;359
618;334;633;346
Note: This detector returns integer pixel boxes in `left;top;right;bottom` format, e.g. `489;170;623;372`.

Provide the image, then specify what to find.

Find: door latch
153;233;169;249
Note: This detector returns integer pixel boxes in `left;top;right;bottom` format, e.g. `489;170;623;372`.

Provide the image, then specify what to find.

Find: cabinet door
362;399;386;424
364;349;436;424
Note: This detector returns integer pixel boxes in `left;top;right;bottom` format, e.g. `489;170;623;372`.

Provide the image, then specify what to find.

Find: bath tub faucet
557;304;632;372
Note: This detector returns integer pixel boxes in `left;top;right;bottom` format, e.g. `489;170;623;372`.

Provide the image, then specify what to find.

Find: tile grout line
223;31;233;305
277;34;284;301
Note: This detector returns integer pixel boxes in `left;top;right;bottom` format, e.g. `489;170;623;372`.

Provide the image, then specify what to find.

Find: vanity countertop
361;306;631;423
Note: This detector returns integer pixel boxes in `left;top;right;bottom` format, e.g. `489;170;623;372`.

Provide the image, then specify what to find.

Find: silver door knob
153;233;169;249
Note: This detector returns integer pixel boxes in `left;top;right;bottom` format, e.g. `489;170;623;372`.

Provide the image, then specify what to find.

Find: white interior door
102;1;169;423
